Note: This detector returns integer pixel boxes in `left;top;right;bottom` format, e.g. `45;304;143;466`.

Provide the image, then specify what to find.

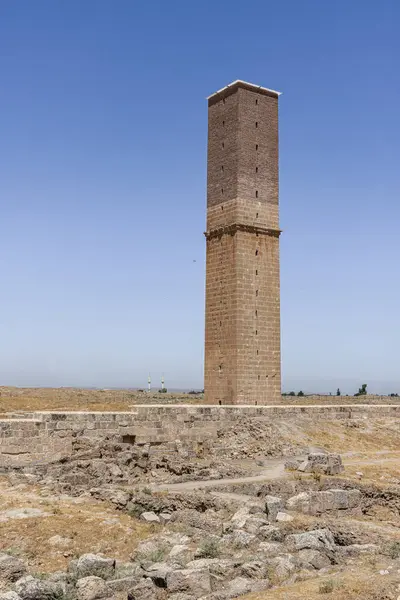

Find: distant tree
298;390;304;397
354;383;367;397
389;393;399;397
288;391;296;397
336;388;341;396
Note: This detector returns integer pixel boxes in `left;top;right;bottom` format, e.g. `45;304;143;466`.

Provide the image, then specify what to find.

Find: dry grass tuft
0;386;206;412
302;419;400;453
243;564;398;599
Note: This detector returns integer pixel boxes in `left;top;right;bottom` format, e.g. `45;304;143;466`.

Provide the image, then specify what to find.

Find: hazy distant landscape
1;386;400;414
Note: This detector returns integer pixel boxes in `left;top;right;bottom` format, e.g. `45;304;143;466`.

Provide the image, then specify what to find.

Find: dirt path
151;451;400;496
151;457;288;493
343;454;400;467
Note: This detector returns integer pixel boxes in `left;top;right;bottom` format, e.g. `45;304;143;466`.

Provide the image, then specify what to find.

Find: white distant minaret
161;375;165;391
148;374;151;392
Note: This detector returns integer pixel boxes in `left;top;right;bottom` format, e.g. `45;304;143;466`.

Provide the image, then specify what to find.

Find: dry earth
0;477;154;574
1;387;399;413
0;387;203;413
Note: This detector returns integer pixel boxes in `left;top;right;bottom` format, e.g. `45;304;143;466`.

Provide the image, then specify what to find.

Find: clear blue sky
0;1;399;393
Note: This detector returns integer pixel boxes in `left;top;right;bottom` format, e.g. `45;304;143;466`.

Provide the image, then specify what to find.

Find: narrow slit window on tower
256;349;259;355
258;375;260;380
221;205;224;211
222;142;224;149
256;269;258;276
222;120;225;126
221;165;224;171
256;330;258;335
219;321;222;326
256;212;259;218
255;122;258;128
256;166;258;173
255;249;259;255
255;310;258;317
255;190;258;198
255;98;258;105
221;188;224;194
256;290;258;296
255;144;258;151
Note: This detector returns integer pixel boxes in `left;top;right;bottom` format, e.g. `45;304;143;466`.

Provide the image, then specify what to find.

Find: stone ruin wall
1;403;400;469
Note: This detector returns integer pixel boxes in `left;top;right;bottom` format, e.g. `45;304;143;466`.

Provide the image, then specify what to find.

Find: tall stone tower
204;80;281;405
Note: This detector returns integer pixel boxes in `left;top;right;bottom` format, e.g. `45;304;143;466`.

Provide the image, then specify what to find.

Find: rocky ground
1;412;400;599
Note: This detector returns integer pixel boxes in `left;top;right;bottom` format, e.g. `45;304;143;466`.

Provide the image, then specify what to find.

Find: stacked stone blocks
2;403;400;468
205;81;281;405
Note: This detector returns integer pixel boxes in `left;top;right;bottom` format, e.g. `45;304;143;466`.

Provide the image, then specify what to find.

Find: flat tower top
207;80;281;104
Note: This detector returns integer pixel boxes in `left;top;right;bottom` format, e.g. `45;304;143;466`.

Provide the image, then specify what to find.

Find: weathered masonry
204;80;282;404
1;405;400;468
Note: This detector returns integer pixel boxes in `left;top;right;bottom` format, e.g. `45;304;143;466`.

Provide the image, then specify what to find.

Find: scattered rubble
285;452;344;475
0;555;26;584
286;488;361;515
0;474;395;600
13;438;255;495
1;415;400;600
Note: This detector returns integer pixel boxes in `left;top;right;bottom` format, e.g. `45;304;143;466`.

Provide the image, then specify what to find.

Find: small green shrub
386;541;400;559
5;546;22;557
137;546;168;564
312;470;322;483
127;504;143;519
319;579;335;594
61;591;78;600
197;538;221;559
32;572;48;580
